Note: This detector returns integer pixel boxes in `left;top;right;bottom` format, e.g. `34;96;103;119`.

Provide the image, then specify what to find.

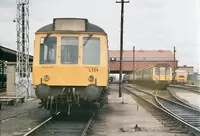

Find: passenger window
82;37;100;65
166;67;170;75
155;67;159;75
40;37;57;64
61;37;78;64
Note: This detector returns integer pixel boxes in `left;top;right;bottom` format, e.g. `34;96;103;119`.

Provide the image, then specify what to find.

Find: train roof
36;18;106;33
154;63;170;67
136;63;171;72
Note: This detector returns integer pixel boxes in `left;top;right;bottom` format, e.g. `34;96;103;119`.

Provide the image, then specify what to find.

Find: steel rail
81;112;95;136
155;91;200;135
167;88;200;111
23;112;60;136
23;117;52;136
23;111;94;136
123;85;200;136
169;85;200;94
127;84;200;111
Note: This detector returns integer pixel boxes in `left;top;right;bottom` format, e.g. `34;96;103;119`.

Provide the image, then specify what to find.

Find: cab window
40;37;57;64
82;37;100;65
61;37;78;64
160;67;165;75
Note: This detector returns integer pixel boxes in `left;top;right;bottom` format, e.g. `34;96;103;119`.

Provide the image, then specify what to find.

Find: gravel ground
0;85;191;136
168;87;200;109
106;84;188;136
0;99;51;136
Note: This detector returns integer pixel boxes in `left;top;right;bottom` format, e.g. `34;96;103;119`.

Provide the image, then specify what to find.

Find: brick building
109;50;178;73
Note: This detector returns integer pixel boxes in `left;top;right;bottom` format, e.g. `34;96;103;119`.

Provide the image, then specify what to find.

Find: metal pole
116;0;129;97
15;0;30;99
133;46;135;84
173;46;176;85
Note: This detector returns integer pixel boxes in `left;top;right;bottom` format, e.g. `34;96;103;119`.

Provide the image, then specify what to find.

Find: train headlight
88;75;94;82
44;75;50;81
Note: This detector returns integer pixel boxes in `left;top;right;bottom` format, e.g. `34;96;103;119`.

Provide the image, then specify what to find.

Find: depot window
82;37;100;65
61;37;78;64
40;37;57;64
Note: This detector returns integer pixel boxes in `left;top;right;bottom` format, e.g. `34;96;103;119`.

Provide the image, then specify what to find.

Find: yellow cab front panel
33;33;108;86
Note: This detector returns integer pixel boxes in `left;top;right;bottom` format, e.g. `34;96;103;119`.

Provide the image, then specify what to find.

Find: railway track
169;84;200;94
124;85;200;136
167;88;200;111
23;112;94;136
128;84;200;111
156;95;200;129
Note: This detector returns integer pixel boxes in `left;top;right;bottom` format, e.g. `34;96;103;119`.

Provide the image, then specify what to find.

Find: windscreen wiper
83;34;93;46
43;33;52;43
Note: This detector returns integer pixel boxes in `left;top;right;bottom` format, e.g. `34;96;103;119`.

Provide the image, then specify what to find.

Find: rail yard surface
168;86;200;109
1;84;199;136
106;84;188;136
0;99;51;136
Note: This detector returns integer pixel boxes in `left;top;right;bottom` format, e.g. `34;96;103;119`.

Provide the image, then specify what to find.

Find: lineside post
116;0;129;97
173;46;176;85
133;46;135;85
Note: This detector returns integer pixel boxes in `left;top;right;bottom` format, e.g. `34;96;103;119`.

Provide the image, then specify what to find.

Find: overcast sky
0;0;200;70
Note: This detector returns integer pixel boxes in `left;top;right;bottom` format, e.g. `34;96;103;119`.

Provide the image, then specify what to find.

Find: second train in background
123;63;173;89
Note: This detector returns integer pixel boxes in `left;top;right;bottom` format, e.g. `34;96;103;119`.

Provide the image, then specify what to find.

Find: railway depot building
0;45;33;97
109;50;178;73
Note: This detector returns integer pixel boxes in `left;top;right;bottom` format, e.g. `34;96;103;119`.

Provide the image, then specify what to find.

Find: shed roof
109;50;174;58
0;45;33;62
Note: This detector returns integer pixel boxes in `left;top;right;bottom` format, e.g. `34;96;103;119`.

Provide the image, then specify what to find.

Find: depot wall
6;62;36;98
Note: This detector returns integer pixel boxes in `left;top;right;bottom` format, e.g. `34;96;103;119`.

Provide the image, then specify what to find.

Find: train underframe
125;80;170;90
35;84;108;116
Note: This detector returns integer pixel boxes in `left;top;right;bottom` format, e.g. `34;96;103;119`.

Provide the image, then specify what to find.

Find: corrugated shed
109;50;178;72
109;50;174;59
109;61;177;71
0;45;33;62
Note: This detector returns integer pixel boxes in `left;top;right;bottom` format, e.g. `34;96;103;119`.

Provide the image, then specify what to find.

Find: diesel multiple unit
124;63;173;89
33;18;109;116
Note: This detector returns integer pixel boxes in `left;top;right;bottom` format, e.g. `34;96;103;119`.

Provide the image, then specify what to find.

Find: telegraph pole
116;0;129;97
133;46;135;84
173;46;176;85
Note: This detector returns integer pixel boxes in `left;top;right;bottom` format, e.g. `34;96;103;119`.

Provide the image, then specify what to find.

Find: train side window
166;67;170;75
61;37;78;64
82;37;100;65
40;37;57;64
155;67;159;75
